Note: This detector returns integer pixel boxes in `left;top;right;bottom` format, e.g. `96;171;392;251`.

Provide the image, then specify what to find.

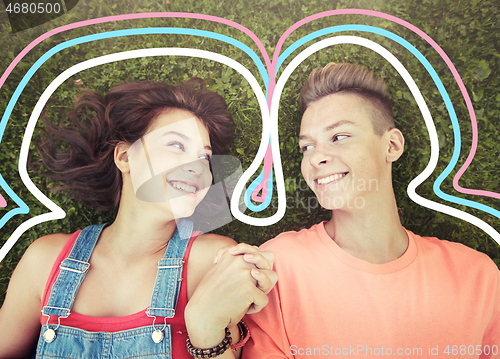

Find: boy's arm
481;270;500;359
242;280;293;359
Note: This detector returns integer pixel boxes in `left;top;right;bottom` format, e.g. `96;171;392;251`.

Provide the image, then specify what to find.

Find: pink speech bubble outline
251;142;273;202
0;12;272;91
1;9;496;210
269;9;496;200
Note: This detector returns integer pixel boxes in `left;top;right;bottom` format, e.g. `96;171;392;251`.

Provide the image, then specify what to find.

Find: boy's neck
324;194;408;264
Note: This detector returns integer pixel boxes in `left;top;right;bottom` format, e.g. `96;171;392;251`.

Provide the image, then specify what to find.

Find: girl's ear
386;128;405;163
114;142;131;173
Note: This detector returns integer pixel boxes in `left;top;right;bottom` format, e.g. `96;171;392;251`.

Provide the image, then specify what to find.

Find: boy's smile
316;172;348;185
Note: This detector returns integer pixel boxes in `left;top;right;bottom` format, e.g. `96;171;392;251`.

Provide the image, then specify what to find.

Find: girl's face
128;109;213;219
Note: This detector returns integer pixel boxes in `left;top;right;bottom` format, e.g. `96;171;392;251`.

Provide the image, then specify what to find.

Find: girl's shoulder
0;232;74;357
189;233;237;269
192;233;237;251
27;233;73;266
29;232;72;251
22;233;73;299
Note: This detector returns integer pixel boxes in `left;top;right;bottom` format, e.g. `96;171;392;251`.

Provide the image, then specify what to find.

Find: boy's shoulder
259;222;326;258
260;223;499;277
408;229;499;274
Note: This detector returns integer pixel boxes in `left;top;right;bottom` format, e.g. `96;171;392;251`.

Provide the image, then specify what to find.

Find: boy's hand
215;243;276;295
185;244;277;347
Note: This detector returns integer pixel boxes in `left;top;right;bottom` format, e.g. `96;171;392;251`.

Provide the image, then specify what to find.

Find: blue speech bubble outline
1;23;497;232
0;27;271;229
242;24;499;217
274;24;500;220
244;164;273;212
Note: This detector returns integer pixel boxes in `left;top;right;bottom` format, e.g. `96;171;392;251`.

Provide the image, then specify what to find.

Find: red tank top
40;229;198;358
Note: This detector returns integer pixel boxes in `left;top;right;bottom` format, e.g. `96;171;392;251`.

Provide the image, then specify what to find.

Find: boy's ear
115;142;131;173
386;128;405;163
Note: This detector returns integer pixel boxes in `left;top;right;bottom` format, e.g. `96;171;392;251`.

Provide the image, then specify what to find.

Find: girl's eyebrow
161;131;212;152
162;130;189;140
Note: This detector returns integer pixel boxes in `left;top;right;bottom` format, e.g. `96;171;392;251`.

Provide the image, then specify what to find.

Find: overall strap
42;224;107;319
147;218;194;318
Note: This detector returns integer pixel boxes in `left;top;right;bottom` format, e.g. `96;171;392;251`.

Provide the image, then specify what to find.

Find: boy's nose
309;144;333;167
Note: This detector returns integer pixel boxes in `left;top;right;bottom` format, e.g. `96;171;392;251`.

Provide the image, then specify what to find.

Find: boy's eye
333;134;349;142
168;141;185;151
300;144;314;153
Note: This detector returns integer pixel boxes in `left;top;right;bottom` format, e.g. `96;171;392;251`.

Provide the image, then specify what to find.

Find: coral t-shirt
243;222;500;358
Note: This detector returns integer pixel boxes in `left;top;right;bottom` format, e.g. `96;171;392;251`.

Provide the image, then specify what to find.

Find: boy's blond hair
299;62;394;135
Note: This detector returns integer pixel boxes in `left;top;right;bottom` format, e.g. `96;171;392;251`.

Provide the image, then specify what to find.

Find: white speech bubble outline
269;35;500;242
1;47;274;262
4;37;498;262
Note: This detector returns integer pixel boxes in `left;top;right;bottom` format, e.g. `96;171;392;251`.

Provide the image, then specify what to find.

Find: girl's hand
215;243;277;295
185;244;277;349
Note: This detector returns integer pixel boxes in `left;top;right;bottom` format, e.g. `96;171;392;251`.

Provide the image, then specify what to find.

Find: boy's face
298;92;390;210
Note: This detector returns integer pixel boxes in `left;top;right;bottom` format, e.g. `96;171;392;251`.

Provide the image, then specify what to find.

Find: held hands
185;244;277;348
215;243;277;312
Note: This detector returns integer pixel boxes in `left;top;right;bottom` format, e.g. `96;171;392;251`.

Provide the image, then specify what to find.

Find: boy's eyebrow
324;119;357;132
298;119;357;141
160;131;212;152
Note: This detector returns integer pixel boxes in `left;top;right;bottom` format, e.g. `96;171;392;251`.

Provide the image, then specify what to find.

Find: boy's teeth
171;181;196;193
317;173;346;185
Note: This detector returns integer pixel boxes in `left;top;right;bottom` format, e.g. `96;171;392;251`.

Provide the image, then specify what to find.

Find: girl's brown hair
33;80;233;210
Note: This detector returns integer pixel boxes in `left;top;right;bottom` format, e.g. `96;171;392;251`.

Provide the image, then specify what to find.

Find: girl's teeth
317;173;345;185
171;181;196;193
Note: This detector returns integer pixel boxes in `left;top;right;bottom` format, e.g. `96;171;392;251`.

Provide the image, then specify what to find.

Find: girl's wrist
185;322;247;358
185;312;227;348
186;327;227;349
186;327;232;358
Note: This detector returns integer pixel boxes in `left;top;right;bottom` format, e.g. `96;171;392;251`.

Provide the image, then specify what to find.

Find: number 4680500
444;345;498;356
5;2;61;14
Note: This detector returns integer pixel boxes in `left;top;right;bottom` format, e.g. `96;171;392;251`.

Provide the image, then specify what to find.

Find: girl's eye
333;134;349;142
300;144;314;153
168;141;185;151
200;153;211;161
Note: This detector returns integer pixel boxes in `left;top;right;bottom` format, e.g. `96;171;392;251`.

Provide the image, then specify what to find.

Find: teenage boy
242;63;500;358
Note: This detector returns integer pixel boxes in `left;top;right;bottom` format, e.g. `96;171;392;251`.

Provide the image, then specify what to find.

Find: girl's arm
185;235;277;359
0;234;69;358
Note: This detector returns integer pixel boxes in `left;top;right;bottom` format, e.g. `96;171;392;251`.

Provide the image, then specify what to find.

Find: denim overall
36;219;193;359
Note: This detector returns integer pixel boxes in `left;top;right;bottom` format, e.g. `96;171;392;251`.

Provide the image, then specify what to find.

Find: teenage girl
0;80;276;358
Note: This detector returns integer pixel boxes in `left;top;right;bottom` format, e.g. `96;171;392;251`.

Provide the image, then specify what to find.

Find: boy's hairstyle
298;62;394;135
32;79;233;210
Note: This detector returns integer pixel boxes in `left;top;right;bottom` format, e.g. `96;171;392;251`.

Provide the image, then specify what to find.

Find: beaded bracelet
231;320;250;351
186;327;232;358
